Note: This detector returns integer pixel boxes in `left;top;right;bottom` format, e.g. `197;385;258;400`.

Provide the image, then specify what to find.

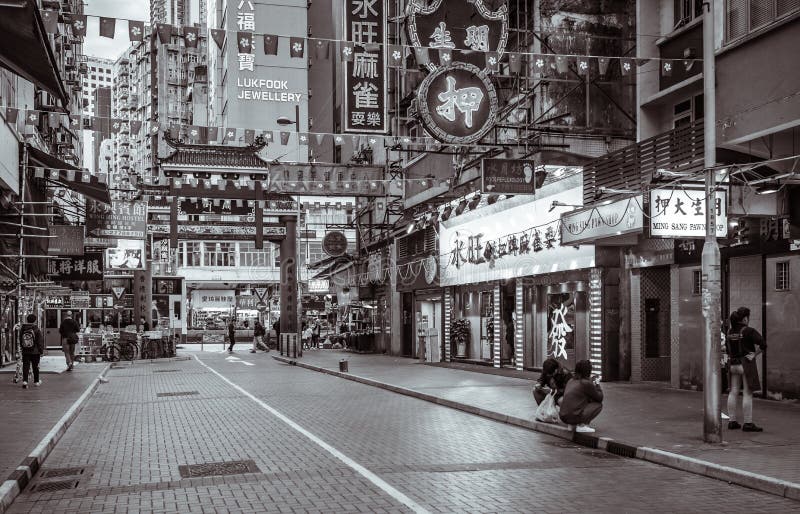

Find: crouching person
533;357;570;406
559;359;603;433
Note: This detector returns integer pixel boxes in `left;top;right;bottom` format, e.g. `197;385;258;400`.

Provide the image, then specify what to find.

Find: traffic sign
254;287;268;301
112;286;126;300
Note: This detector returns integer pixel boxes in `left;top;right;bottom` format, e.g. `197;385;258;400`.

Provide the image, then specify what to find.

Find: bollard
339;359;348;373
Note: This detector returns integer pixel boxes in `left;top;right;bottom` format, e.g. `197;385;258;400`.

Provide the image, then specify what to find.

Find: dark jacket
59;317;80;343
254;323;266;337
726;323;765;363
559;377;603;424
20;323;45;355
227;322;235;334
537;367;570;398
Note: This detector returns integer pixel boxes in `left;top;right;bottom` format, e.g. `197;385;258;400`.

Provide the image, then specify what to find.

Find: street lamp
276;106;302;355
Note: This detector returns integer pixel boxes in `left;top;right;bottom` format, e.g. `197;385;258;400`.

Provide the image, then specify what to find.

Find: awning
0;1;69;107
26;145;111;205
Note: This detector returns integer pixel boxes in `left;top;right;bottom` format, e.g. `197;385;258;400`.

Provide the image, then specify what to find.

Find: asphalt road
8;350;797;513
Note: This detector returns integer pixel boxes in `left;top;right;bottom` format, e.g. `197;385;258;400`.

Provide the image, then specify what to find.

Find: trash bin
339;359;348;373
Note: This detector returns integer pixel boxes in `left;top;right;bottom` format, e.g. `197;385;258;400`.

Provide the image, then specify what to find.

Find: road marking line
194;354;429;514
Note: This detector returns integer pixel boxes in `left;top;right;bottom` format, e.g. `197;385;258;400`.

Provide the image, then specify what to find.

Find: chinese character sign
407;0;508;72
86;200;147;239
649;188;728;238
344;0;388;133
47;253;104;281
418;62;497;144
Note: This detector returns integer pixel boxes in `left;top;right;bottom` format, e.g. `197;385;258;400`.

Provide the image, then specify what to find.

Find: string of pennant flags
41;9;698;75
2;106;510;149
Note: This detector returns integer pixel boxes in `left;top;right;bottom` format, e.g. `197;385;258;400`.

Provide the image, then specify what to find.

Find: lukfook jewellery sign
236;78;303;102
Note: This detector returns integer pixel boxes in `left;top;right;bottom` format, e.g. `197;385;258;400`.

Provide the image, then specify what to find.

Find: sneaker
250;350;256;353
575;424;596;433
22;381;28;389
34;381;42;387
728;421;742;430
742;423;763;432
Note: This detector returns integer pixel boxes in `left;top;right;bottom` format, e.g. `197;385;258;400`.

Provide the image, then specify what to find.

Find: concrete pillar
279;215;298;335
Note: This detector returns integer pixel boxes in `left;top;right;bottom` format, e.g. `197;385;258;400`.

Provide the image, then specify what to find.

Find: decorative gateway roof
160;133;270;169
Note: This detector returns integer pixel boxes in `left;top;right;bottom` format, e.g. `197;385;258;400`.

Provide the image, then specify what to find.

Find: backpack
21;327;36;349
726;327;746;363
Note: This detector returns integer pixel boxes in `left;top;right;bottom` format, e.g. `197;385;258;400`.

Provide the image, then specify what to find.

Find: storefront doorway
415;292;443;362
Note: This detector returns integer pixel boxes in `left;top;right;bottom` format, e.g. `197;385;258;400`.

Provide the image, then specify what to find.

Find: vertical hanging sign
344;0;388;134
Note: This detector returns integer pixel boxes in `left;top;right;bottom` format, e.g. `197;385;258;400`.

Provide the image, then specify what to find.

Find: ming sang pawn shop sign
649;188;728;239
344;0;388;133
408;0;508;144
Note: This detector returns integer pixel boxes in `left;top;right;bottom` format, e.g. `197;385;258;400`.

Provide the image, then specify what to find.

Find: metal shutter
777;0;800;16
749;0;774;30
726;0;748;40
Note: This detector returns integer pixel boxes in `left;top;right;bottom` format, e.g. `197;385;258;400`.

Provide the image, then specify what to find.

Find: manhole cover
40;467;84;478
178;460;260;479
156;391;199;397
154;369;180;373
29;479;79;492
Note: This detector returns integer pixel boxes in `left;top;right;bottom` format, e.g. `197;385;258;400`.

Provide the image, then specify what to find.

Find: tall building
151;0;206;27
206;0;308;162
82;56;114;115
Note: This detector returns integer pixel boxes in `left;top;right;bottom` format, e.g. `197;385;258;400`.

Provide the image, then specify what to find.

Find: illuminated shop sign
417;62;497;145
407;0;508;72
439;189;595;286
343;0;388;133
649;188;727;239
561;195;644;245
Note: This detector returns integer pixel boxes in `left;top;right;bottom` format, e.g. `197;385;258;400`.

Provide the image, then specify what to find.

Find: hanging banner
47;225;85;255
47;253;104;281
105;239;146;271
343;0;388;134
86;200;147;239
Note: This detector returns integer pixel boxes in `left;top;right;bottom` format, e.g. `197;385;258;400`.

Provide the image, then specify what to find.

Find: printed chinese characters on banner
344;0;387;133
237;1;255;71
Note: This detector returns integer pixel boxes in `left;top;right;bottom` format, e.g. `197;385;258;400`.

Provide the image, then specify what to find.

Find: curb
0;364;111;514
272;355;800;502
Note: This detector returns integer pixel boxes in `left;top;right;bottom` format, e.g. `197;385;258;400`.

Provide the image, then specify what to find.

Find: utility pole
701;0;722;443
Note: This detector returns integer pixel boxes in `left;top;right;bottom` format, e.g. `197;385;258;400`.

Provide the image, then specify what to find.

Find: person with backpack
59;311;80;371
20;314;45;388
725;307;766;432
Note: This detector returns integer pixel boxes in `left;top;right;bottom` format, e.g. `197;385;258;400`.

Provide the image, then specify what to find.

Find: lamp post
276;107;302;356
701;0;722;443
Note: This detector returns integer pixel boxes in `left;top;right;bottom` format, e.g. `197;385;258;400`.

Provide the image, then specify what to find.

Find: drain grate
40;467;84;478
156;391;199;397
178;460;260;479
606;441;638;458
153;369;180;373
572;432;599;448
579;449;621;460
29;479;79;492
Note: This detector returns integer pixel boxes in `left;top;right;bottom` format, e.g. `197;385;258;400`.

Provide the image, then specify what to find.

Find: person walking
312;322;321;350
725;307;766;432
559;359;604;433
272;320;280;349
59;311;80;371
20;314;45;389
251;320;267;353
227;318;236;353
302;325;313;350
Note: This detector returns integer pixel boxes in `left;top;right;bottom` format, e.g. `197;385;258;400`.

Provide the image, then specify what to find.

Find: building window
673;94;704;128
776;261;791;291
726;0;800;42
674;0;704;28
692;269;702;295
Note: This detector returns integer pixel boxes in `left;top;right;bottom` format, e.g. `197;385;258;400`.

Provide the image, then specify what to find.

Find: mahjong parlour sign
344;0;388;134
408;0;507;144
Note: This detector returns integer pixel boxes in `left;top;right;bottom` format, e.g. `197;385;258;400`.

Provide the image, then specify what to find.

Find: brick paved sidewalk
283;350;800;488
0;363;107;481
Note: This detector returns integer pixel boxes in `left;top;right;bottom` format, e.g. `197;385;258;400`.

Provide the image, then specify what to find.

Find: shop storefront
440;176;605;373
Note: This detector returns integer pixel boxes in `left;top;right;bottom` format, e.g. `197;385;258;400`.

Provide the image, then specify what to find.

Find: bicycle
140;337;163;359
101;338;137;362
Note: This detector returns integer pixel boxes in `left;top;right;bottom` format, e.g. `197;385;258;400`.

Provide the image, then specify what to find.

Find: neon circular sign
417;62;498;145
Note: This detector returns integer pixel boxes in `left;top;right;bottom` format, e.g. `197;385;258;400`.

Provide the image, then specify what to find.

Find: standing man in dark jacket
20;314;45;388
59;311;80;371
726;307;766;432
227;318;236;353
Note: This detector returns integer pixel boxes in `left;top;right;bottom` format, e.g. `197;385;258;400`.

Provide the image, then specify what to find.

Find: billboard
343;0;388;133
105;239;146;271
86;200;147;239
